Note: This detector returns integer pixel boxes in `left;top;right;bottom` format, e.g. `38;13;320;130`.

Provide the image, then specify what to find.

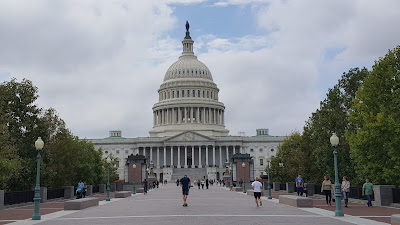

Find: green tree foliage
0;78;117;191
270;133;313;183
347;46;400;186
270;68;367;185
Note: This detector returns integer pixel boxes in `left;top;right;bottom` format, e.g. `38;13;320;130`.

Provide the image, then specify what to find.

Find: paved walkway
0;184;397;225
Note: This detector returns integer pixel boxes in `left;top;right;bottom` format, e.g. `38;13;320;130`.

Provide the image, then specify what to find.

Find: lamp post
266;156;272;199
32;137;44;220
146;168;150;189
229;165;233;191
132;164;136;194
242;162;246;193
330;133;344;217
106;157;111;201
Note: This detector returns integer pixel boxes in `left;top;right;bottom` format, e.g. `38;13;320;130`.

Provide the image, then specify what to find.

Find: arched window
207;91;209;98
182;90;184;97
193;90;195;97
187;90;190;97
203;90;205;98
172;91;174;98
198;90;200;97
211;92;213;99
177;91;179;98
168;92;170;99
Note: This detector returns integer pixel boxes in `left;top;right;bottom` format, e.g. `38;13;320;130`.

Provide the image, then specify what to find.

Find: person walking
143;179;148;195
206;178;209;189
341;176;350;208
180;175;191;207
197;180;201;189
201;179;205;189
321;176;333;206
362;179;375;207
295;174;304;196
251;177;263;207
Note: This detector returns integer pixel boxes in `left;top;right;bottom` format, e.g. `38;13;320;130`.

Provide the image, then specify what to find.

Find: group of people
295;174;375;208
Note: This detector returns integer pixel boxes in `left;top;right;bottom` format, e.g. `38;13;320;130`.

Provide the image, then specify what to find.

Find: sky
1;0;400;139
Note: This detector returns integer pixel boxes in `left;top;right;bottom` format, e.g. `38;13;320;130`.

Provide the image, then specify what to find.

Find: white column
208;108;210;123
212;145;216;166
202;108;206;124
191;107;193;123
240;146;243;154
170;147;173;167
219;146;222;168
222;111;225;125
178;108;181;124
157;147;160;169
197;107;200;123
163;147;167;167
150;147;153;163
214;109;216;124
198;146;202;168
143;147;146;157
178;146;181;168
184;146;188;168
191;147;194;168
226;146;229;163
166;109;169;124
184;107;188;123
205;146;209;167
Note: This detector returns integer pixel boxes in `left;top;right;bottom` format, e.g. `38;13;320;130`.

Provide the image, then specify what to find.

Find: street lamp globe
242;162;245;168
132;164;136;169
106;157;111;164
35;137;44;150
330;133;339;147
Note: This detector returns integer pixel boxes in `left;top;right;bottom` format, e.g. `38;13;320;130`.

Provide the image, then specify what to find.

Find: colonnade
137;145;243;169
153;107;224;126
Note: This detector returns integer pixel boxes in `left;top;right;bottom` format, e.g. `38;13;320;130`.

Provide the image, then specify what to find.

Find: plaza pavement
1;183;397;225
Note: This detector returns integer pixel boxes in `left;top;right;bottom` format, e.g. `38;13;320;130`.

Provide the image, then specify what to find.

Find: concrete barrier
40;187;47;203
64;186;74;199
115;191;132;198
99;184;106;193
279;195;313;207
64;197;99;210
391;214;400;225
273;182;281;191
375;185;396;206
286;182;295;193
0;190;4;209
86;185;93;196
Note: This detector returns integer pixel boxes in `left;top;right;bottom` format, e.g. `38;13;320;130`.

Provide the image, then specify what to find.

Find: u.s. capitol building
88;23;285;182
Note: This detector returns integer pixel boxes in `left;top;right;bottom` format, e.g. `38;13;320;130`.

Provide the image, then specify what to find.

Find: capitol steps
171;168;207;181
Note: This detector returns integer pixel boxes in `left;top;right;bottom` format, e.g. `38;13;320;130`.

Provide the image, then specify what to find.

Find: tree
347;46;400;186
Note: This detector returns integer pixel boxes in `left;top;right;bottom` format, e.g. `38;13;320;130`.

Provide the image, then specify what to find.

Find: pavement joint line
299;206;390;225
7;209;79;225
52;214;329;221
231;189;391;225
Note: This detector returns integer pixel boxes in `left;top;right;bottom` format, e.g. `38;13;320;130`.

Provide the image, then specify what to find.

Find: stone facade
87;23;285;182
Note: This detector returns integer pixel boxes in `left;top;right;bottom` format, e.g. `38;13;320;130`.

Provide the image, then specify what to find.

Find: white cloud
1;0;400;139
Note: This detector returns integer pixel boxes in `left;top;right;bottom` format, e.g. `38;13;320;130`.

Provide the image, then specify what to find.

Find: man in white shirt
251;178;263;207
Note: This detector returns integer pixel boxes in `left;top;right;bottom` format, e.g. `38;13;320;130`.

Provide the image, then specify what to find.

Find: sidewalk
0;192;115;225
1;184;398;225
266;190;399;224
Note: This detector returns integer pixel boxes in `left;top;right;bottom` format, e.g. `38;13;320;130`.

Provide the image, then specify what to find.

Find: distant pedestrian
201;179;205;189
143;179;148;195
206;178;209;189
295;174;304;196
251;177;263;207
362;179;375;207
198;180;201;189
180;175;191;207
321;176;333;206
341;176;350;208
156;180;159;188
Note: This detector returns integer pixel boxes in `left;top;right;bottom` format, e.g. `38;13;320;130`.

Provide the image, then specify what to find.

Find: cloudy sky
1;0;399;139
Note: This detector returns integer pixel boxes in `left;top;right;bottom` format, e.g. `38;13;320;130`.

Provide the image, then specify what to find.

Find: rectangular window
260;159;264;166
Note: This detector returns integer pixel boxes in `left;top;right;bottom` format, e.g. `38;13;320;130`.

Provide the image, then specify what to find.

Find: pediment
165;131;213;142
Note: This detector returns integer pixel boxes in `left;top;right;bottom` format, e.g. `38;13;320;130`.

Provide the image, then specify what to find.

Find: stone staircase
171;168;207;181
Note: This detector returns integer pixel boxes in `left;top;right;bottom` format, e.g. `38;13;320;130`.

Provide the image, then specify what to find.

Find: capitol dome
149;21;229;137
163;55;213;82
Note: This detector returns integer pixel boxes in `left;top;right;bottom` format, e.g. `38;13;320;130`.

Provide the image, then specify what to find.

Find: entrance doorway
187;156;192;167
160;173;163;182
